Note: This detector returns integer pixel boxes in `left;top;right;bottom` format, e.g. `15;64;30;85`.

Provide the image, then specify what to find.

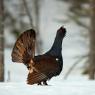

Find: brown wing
27;56;60;85
11;29;36;63
27;70;47;85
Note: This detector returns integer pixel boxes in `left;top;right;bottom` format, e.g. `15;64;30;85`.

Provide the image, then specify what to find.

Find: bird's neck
47;34;63;57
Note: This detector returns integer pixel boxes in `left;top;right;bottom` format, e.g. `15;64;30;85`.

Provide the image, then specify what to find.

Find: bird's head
57;26;66;38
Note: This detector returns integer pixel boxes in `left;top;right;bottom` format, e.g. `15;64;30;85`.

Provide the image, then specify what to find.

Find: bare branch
64;55;88;80
67;14;90;30
22;0;34;27
73;54;89;59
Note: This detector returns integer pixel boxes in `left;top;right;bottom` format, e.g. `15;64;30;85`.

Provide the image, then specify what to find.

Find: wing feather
27;70;47;85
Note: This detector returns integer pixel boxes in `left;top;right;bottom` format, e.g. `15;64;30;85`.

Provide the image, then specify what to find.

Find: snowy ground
1;79;95;95
2;47;95;95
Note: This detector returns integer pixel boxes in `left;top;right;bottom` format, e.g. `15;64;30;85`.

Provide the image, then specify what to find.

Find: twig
22;0;34;27
64;55;88;79
67;14;90;30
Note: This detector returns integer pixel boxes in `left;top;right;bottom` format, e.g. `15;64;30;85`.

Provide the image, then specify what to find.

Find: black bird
11;26;66;85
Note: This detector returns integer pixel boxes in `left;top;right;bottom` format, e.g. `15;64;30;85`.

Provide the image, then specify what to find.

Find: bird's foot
43;81;48;85
37;82;42;85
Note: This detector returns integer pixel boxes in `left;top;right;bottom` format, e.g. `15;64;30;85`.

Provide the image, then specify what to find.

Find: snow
3;47;94;95
0;80;95;95
3;45;95;95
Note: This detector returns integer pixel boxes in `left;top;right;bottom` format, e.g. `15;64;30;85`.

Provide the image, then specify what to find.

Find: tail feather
11;29;36;63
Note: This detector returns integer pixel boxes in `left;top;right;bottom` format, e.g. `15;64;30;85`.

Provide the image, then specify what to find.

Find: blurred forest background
0;0;95;82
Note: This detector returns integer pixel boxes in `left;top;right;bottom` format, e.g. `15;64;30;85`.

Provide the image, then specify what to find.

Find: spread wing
27;70;47;85
11;29;36;63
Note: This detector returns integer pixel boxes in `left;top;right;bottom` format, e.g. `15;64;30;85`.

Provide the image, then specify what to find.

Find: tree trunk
0;0;4;81
33;0;42;54
88;0;95;79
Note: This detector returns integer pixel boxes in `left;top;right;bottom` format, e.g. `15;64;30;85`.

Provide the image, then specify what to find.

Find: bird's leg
37;82;42;85
43;80;48;85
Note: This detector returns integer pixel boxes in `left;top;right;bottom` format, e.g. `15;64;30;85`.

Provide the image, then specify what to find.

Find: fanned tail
11;29;36;63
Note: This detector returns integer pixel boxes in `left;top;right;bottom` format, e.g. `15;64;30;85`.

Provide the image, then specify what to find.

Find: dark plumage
11;26;66;85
